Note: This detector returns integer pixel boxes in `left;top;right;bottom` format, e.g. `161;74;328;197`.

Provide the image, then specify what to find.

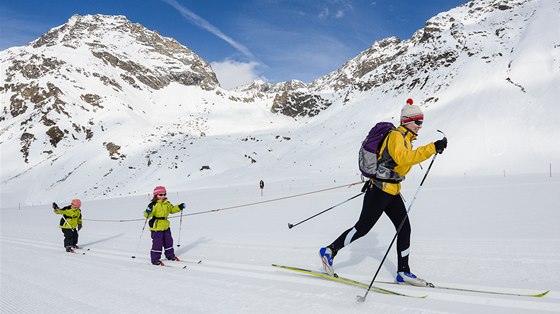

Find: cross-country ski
272;264;427;298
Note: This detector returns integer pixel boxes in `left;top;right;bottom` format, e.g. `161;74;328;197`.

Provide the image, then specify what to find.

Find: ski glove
178;203;186;211
52;202;59;210
145;202;155;214
434;137;448;154
78;224;82;231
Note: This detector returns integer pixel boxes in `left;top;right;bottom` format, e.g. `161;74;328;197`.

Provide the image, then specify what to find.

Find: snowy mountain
1;0;560;207
0;14;296;206
0;13;220;162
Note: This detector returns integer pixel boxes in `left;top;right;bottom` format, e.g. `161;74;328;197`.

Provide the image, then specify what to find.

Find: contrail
162;0;255;59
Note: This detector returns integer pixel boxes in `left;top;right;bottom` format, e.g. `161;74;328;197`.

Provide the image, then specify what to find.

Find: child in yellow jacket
144;186;185;265
53;199;83;253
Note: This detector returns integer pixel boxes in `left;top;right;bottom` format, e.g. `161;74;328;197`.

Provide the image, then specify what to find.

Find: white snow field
2;171;559;313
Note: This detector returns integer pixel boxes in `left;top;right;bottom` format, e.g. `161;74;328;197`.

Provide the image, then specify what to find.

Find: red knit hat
400;98;424;125
153;186;167;195
71;199;81;208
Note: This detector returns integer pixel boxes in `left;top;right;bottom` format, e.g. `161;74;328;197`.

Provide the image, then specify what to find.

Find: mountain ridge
1;0;559;206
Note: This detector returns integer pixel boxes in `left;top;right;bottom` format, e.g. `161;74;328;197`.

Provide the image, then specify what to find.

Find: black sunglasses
157;194;167;197
414;120;423;126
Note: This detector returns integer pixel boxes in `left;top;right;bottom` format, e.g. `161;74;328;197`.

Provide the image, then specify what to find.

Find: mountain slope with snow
1;0;559;209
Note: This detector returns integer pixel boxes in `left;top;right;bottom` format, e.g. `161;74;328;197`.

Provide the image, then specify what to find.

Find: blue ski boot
396;271;429;287
319;247;335;276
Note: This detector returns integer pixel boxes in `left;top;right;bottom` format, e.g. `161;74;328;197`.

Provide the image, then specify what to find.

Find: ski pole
53;203;76;232
60;215;76;232
288;191;365;229
357;147;440;303
177;209;184;247
131;218;148;259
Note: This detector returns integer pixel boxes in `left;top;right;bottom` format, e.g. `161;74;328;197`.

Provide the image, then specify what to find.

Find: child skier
144;186;185;266
53;199;83;252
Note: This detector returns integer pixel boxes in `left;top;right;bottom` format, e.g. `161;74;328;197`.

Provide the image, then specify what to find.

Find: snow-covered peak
27;14;219;90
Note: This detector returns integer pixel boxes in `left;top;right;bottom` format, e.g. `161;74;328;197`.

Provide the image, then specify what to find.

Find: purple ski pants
150;229;175;263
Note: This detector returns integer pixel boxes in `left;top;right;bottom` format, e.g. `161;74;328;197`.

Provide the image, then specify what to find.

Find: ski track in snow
2;174;559;313
2;235;559;314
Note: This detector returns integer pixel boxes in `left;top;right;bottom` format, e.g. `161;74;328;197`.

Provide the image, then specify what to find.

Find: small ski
172;259;203;265
151;258;202;269
272;264;427;298
153;262;187;269
66;249;85;255
376;280;549;298
66;246;90;255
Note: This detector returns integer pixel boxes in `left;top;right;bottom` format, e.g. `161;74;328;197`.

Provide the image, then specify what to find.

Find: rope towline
82;181;362;223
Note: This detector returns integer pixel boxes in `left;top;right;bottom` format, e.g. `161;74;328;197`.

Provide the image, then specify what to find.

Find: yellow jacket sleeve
388;132;436;170
376;127;437;195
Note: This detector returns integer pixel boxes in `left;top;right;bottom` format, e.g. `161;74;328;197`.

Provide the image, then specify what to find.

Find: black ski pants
61;228;79;247
329;184;411;273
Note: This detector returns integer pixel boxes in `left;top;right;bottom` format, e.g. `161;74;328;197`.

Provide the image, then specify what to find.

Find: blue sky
0;0;468;89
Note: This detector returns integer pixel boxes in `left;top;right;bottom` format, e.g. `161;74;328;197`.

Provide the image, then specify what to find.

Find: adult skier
319;99;447;286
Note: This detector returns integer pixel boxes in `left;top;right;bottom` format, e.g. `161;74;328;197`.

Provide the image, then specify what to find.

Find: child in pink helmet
144;186;185;265
52;199;83;252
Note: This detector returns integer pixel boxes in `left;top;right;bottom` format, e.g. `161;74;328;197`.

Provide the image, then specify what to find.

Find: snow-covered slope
1;175;559;313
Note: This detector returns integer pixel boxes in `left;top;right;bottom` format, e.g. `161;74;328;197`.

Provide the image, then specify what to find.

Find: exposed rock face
105;142;124;160
271;91;331;118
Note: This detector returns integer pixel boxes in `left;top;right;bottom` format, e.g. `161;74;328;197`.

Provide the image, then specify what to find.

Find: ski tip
534;290;549;297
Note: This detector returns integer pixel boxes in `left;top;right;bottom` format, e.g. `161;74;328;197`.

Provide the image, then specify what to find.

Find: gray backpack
358;122;405;182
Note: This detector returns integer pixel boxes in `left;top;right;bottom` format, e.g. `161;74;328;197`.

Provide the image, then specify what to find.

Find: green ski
272;264;427;298
374;280;549;298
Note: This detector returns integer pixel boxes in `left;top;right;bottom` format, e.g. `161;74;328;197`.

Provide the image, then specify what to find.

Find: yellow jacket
374;125;436;195
54;206;82;229
144;200;182;231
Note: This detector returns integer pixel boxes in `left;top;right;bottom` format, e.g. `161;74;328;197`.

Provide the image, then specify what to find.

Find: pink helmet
71;199;81;207
153;186;167;195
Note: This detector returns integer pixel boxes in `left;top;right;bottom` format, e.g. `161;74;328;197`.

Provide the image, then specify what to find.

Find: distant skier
144;186;185;266
319;98;447;286
52;199;83;253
